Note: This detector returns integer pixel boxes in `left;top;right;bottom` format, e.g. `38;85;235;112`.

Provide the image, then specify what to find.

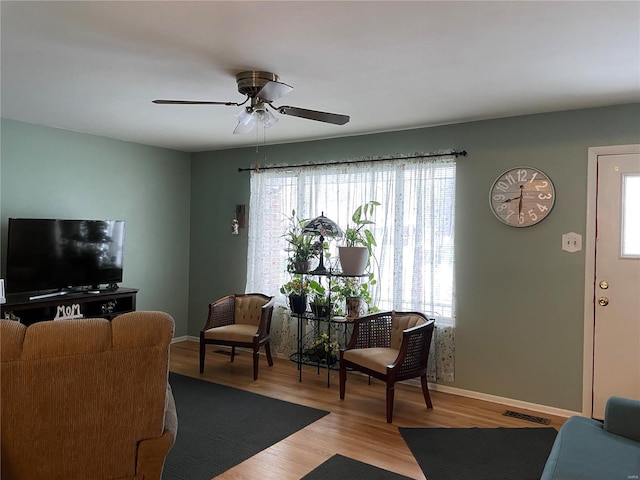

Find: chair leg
253;349;259;380
386;382;395;423
230;346;236;363
339;364;347;400
264;342;274;367
421;374;433;409
199;340;205;374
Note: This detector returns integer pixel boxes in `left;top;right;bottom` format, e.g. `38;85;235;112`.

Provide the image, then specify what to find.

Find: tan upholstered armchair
339;311;435;423
1;311;177;480
200;293;275;380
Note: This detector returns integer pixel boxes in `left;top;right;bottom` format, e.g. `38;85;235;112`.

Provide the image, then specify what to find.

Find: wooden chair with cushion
339;310;435;423
199;293;275;380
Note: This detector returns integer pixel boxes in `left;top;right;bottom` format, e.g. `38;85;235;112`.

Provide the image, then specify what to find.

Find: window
246;154;456;325
622;174;640;257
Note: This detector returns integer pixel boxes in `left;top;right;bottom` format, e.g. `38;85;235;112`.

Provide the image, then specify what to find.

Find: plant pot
288;294;308;314
306;351;323;363
346;297;365;318
338;246;369;275
310;304;331;318
306;351;337;365
294;260;311;273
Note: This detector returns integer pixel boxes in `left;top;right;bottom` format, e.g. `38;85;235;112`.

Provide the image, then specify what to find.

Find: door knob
598;297;609;307
599;280;609;290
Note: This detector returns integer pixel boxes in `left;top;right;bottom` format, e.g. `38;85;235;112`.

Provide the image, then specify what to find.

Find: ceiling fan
153;71;350;135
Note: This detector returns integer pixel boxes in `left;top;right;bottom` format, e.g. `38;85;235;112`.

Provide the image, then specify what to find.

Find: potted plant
283;210;318;273
309;280;332;318
280;275;311;314
304;332;340;365
338;201;380;275
331;274;377;318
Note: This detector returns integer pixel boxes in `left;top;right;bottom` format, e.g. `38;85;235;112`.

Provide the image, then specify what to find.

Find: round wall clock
489;166;555;227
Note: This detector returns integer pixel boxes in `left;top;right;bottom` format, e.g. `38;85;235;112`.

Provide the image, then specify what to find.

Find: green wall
0;119;192;336
2;104;638;411
190;104;640;411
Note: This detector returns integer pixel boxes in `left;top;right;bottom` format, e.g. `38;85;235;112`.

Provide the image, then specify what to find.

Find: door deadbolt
598;297;609;307
599;280;609;289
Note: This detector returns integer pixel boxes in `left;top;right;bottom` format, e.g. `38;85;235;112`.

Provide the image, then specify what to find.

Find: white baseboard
171;335;194;344
171;337;579;418
426;382;580;418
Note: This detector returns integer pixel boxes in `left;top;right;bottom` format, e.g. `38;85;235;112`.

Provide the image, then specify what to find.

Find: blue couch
541;396;640;480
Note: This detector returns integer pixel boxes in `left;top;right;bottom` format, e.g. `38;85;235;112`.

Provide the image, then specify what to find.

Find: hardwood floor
170;340;566;480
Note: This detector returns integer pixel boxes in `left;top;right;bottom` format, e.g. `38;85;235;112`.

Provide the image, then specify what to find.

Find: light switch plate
562;232;582;253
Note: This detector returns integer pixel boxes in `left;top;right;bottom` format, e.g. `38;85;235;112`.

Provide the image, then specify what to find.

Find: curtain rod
237;150;467;173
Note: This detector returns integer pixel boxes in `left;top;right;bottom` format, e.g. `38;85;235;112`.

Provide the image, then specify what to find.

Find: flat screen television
6;218;125;294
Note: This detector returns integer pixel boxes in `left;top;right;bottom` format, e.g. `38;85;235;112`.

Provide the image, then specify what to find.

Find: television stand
1;288;138;325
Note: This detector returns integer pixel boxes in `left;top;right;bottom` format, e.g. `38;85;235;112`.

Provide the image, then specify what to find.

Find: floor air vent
503;410;551;425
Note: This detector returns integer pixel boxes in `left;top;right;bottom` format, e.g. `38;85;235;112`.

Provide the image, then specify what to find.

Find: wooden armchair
199;293;275;380
339;311;435;423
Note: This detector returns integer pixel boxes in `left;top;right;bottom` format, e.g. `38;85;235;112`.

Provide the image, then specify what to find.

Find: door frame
582;144;640;417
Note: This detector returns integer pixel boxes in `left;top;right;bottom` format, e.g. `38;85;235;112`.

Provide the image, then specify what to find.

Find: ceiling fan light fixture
259;108;279;129
233;107;257;135
237;106;252;123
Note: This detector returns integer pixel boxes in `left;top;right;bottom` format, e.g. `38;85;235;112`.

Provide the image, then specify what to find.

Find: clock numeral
493;194;506;201
537;203;549;212
528;172;539;183
518;213;525;225
495;203;508;212
535;180;549;191
505;173;516;185
505;210;516;221
527;209;538;221
517;169;528;182
538;192;552;200
495;181;509;192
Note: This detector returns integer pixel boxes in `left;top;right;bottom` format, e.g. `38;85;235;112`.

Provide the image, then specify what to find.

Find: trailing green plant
308;280;332;317
279;274;311;296
308;280;331;306
283;210;318;273
304;332;340;364
330;274;378;315
343;201;380;257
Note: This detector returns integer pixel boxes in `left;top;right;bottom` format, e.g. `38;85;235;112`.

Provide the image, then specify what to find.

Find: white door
592;152;640;419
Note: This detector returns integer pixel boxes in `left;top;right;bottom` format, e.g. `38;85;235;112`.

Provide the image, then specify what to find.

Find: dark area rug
302;454;414;480
399;427;557;480
163;372;329;480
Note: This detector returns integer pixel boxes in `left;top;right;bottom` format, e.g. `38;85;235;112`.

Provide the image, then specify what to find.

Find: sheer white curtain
246;154;456;381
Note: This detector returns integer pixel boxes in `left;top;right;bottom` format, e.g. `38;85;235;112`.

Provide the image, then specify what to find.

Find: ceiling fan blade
257;80;293;103
152;100;241;106
276;105;350;125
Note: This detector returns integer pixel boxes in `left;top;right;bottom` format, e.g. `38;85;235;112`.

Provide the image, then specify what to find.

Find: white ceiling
1;1;638;153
